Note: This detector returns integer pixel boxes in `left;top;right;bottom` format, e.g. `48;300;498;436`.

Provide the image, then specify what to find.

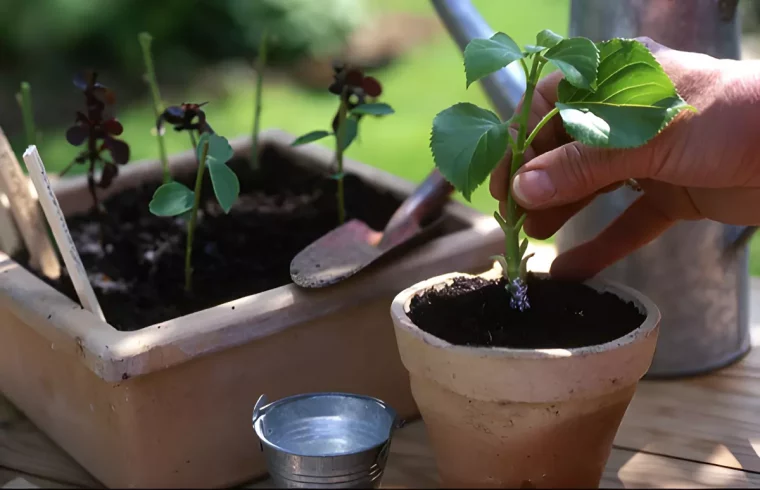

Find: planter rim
391;269;660;360
0;129;502;383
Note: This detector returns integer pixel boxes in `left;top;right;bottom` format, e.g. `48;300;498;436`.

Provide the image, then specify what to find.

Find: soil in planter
17;145;405;331
407;273;646;349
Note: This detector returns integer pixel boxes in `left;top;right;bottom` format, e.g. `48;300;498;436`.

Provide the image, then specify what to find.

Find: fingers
511;141;654;210
521;182;624;239
549;195;676;281
522;197;595;240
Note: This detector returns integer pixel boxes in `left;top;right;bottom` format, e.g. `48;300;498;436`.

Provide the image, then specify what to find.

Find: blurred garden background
5;0;760;273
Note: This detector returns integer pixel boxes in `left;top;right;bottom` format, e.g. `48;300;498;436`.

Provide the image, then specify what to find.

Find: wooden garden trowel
290;169;454;288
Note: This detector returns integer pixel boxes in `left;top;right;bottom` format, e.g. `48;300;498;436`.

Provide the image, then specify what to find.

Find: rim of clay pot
391;269;660;360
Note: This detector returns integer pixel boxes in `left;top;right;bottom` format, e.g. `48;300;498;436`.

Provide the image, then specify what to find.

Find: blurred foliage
0;0;367;78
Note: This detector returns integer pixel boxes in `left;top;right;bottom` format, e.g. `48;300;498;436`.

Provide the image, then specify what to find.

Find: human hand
489;37;760;281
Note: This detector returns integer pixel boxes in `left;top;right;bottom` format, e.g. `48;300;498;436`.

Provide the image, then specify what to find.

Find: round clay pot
390;271;660;489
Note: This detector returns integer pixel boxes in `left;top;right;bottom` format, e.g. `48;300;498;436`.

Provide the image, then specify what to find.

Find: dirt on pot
15;144;402;331
407;273;646;349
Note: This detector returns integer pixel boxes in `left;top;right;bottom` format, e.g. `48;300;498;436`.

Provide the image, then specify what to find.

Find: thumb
511;141;654;210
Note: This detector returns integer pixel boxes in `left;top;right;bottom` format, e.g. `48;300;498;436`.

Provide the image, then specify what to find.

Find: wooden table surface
4;348;760;489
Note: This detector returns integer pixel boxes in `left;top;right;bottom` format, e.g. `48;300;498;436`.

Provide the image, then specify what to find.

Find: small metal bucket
252;393;400;488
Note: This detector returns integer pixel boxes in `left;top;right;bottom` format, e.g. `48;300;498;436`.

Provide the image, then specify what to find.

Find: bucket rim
252;391;399;458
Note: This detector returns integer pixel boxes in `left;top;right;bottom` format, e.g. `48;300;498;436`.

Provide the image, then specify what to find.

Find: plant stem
503;55;545;282
334;87;350;225
525;107;559;149
139;32;171;184
185;137;210;294
17;82;37;147
251;30;268;171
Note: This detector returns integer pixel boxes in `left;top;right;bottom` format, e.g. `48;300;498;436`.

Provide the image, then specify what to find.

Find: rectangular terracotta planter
0;129;502;488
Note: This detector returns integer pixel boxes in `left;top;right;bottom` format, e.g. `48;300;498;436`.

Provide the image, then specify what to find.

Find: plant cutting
148;103;240;293
139;32;171;184
251;29;269;171
390;29;690;488
61;71;131;213
291;63;394;224
16;81;37;147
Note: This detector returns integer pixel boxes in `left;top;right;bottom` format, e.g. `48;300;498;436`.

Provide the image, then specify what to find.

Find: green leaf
493;211;510;235
149;182;194;217
519;238;529;257
524;45;545;53
351;103;394;116
556;38;694;149
490;254;510;275
463;32;524;88
338;117;358;151
199;133;240;214
430;103;509;201
536;29;563;48
544;37;599;90
292;130;331;146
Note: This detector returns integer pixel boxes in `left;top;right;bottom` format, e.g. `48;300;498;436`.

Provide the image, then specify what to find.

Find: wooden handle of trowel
384;169;455;232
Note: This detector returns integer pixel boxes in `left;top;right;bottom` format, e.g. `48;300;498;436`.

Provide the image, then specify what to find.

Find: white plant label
23;146;105;321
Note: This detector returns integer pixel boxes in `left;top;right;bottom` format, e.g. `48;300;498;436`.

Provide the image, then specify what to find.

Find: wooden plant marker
23;146;105;322
0;128;61;279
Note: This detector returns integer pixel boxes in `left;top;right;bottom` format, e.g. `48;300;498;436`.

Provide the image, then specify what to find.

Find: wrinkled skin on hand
490;37;760;281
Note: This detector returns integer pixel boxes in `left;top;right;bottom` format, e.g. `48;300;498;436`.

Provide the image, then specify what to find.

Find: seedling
291;64;394;224
148;103;240;293
139;32;171;184
430;30;694;310
63;71;131;212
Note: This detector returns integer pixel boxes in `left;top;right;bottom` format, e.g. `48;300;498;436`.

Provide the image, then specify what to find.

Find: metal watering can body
431;0;755;377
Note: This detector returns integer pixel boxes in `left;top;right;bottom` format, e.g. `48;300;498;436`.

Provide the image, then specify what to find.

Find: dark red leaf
75;112;89;124
362;77;382;97
103;119;123;135
65;125;88;146
105;138;130;165
98;163;118;188
345;69;364;87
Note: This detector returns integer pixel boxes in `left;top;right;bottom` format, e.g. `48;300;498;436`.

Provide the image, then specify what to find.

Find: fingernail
512;170;556;206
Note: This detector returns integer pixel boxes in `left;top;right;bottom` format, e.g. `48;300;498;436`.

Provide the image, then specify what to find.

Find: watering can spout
431;0;526;119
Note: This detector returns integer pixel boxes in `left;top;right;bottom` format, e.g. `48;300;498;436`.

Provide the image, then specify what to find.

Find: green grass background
23;0;760;275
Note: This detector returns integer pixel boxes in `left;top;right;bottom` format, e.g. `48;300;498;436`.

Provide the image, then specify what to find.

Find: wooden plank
0;395;99;488
246;420;760;489
0;128;60;279
0;468;73;489
603;448;760;488
613;346;760;473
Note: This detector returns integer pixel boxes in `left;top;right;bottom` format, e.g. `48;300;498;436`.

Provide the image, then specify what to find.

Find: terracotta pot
0;129;503;488
390;269;660;488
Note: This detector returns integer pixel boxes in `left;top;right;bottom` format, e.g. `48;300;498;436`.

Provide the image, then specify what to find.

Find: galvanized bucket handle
252;394;269;453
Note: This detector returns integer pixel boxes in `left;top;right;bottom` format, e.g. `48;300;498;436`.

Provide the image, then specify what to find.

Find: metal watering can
432;0;755;377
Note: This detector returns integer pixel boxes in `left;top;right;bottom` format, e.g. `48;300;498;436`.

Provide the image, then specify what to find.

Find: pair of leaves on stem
291;102;395;151
432;30;694;201
149;133;239;217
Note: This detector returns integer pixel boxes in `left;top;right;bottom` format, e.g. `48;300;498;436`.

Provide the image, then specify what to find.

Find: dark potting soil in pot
18;145;404;331
407;273;646;349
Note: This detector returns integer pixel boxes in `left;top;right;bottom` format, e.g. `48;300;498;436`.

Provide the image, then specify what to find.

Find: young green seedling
291;64;394;224
16;81;37;147
139;32;171;184
148;103;240;293
251;29;268;171
430;30;695;311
